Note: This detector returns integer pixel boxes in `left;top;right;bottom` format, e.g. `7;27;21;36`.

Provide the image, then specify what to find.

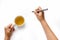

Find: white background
0;0;60;40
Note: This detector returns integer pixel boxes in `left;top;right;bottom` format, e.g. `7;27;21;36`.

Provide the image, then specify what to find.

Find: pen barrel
32;8;48;12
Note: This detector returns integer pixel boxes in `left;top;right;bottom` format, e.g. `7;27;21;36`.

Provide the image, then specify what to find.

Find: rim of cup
14;16;25;27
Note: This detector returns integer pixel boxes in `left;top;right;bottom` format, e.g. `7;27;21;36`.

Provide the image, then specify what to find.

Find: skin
34;7;58;40
4;6;58;40
4;24;15;40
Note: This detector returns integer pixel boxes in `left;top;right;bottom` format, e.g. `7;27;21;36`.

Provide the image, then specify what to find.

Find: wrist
39;19;46;22
5;36;10;40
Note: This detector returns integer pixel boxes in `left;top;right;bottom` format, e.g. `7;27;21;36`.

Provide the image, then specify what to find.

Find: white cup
14;16;25;29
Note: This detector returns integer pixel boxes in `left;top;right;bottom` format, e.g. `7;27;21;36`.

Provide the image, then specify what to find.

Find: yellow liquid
15;16;24;26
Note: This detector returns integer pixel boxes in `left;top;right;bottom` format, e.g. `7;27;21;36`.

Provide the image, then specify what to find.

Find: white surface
0;0;60;40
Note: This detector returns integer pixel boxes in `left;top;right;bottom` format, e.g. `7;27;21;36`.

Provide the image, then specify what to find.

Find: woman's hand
4;24;15;40
34;6;58;40
34;6;45;21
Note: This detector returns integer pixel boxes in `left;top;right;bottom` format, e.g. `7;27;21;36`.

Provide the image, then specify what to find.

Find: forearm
40;20;58;40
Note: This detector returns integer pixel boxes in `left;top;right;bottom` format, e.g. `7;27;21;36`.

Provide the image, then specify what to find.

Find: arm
34;7;58;40
4;24;15;40
40;19;58;40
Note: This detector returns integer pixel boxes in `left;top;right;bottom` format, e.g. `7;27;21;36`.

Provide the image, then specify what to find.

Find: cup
14;16;25;27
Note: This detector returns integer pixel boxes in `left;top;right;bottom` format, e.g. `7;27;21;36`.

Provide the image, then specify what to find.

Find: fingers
34;7;42;16
34;11;39;16
34;6;44;16
5;24;15;32
5;27;11;33
11;25;15;31
7;24;12;29
35;7;42;13
38;6;42;10
10;24;15;32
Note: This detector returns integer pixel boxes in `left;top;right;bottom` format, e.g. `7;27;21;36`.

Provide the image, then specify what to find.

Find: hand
34;6;45;21
4;24;15;39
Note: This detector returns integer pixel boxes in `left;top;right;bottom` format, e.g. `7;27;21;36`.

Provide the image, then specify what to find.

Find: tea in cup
14;16;25;27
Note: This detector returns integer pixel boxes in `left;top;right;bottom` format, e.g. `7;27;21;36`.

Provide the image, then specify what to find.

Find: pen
32;8;48;13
